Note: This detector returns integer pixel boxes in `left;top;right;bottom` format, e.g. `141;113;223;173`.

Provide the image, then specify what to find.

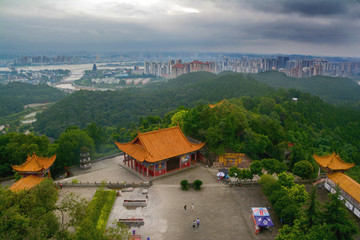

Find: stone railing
55;181;151;188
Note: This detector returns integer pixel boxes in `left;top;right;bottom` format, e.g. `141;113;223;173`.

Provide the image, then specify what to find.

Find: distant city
145;56;360;79
0;52;359;82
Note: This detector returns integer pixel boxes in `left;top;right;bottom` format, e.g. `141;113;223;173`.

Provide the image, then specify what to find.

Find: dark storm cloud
281;1;347;16
248;0;350;17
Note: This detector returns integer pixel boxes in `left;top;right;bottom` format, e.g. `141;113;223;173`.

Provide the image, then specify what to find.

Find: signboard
330;188;336;194
338;195;344;201
345;200;354;211
219;153;244;166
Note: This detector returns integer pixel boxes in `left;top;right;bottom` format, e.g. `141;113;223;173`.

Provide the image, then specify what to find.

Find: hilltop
252;71;360;107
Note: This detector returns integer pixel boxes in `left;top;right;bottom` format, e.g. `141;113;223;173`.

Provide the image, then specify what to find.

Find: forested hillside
2;79;360;182
252;71;360;107
34;72;275;137
0;82;67;117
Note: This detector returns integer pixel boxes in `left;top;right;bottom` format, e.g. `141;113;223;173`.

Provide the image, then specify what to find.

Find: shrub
293;160;314;179
71;178;79;184
180;179;189;190
193;180;203;190
250;160;263;176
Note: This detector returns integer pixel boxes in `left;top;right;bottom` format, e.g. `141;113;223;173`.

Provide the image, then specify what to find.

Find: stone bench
123;199;147;207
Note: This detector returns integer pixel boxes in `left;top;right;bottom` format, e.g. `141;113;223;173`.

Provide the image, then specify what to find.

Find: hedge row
87;189;117;231
97;191;117;231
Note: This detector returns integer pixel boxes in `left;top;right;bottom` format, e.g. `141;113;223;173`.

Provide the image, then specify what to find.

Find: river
0;63;135;91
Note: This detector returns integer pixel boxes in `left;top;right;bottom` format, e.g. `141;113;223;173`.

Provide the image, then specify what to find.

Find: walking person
191;203;194;211
193;220;196;228
196;218;200;227
184;205;187;213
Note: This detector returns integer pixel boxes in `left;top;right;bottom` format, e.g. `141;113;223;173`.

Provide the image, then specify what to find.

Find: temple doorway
167;157;179;171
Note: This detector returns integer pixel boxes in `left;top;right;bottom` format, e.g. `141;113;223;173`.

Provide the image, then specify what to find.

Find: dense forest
0;72;358;181
252;71;360;108
0;82;67;118
34;72;275;138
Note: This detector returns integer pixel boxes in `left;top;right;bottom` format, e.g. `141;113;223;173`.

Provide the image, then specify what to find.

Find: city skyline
1;0;360;57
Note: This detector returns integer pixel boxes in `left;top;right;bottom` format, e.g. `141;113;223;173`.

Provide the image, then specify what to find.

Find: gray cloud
0;0;359;57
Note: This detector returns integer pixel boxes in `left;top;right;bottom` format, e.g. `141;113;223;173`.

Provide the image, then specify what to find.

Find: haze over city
1;0;360;57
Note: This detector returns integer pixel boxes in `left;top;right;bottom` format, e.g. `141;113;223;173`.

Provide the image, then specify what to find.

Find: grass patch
86;189;117;232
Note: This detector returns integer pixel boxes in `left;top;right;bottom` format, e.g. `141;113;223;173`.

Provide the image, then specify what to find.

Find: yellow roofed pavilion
9;175;46;192
313;152;354;172
10;153;56;192
115;126;204;163
12;153;56;176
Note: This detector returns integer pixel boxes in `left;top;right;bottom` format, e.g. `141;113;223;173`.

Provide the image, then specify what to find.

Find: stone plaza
58;155;280;240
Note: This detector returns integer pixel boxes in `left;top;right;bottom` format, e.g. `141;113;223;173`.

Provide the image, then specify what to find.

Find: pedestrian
146;194;148;199
59;183;62;189
193;220;196;228
184;205;187;213
196;218;200;227
191;203;194;211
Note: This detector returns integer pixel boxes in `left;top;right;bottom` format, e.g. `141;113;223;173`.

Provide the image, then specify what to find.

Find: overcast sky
0;0;359;57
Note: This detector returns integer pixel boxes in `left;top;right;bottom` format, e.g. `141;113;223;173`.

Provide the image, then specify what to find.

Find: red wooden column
131;158;134;170
189;154;192;166
165;161;167;174
147;167;149;179
153;165;156;177
195;152;197;164
123;153;126;164
142;165;145;176
138;162;141;174
179;158;182;170
127;155;130;167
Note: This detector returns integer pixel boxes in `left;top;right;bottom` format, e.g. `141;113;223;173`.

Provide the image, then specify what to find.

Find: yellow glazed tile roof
209;99;226;108
9;175;45;192
327;172;360;203
313;152;354;171
116;126;204;163
12;153;56;173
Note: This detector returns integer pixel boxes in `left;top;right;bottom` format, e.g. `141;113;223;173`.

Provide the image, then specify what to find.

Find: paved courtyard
108;164;280;240
56;155;143;184
57;156;279;239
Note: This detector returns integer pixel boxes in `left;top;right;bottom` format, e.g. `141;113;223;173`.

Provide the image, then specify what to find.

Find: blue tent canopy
251;207;274;227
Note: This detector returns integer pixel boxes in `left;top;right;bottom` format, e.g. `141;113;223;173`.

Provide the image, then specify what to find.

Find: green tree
241;169;254;181
0;179;60;240
250;160;263;176
55;127;94;174
0;133;50;177
259;174;280;197
323;189;359;239
293;160;314;179
304;187;321;228
287;184;309;204
85;122;104;151
262;158;287;174
277;172;295;188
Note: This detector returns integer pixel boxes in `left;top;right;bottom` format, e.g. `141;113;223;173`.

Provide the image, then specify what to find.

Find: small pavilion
314;152;354;174
115;126;205;178
9;153;56;192
314;152;360;218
